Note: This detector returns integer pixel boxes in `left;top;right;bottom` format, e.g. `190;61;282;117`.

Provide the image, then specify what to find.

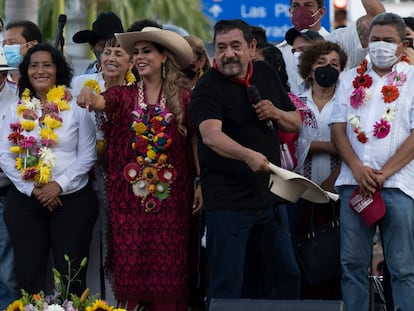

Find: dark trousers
4;184;98;295
205;206;300;308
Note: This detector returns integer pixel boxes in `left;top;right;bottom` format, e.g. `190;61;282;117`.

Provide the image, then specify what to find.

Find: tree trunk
5;0;38;24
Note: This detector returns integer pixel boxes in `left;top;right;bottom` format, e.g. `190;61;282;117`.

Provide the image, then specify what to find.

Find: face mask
0;33;4;43
3;44;23;67
183;63;197;80
291;6;320;31
314;64;339;88
368;41;401;69
292;51;302;72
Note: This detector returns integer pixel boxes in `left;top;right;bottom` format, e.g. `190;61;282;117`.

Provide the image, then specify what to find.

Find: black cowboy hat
72;12;124;45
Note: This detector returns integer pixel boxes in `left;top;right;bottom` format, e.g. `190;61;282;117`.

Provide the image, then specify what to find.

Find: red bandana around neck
213;59;254;86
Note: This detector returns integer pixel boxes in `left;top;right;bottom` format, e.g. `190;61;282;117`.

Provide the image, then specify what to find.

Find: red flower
150;117;164;133
8;132;24;144
357;131;368;144
381;85;399;103
356;59;368;74
133;136;148;154
352;74;373;89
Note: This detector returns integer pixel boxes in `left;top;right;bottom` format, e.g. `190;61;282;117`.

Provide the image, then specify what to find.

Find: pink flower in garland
22;167;37;180
373;119;391;139
19;136;36;149
350;86;366;109
387;71;407;87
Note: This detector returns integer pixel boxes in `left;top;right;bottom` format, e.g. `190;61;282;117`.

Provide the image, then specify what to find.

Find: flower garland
8;86;72;184
123;80;175;213
348;59;406;143
83;69;136;94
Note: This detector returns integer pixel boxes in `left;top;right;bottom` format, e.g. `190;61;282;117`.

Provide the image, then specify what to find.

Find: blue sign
201;0;330;43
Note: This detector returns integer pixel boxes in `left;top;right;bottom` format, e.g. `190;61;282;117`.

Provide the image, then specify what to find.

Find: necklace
123;80;175;213
8;86;72;184
348;59;407;143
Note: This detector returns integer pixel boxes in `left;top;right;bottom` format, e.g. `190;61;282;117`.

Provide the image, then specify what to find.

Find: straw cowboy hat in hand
268;163;337;204
115;27;193;70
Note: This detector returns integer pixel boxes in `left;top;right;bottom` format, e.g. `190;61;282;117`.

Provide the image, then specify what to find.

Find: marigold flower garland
123;80;175;213
82;69;136;94
8;86;71;184
348;59;406;143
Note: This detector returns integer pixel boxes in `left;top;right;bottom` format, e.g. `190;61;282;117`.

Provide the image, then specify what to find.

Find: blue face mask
3;44;23;67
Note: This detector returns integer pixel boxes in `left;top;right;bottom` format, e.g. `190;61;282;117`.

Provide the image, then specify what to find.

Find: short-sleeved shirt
330;61;414;199
189;61;296;210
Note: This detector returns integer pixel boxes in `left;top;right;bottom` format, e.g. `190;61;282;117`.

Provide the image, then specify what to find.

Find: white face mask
292;51;302;72
368;41;401;69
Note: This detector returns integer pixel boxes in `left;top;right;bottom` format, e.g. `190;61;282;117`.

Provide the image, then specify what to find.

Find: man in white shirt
0;47;19;311
330;12;414;311
277;0;385;94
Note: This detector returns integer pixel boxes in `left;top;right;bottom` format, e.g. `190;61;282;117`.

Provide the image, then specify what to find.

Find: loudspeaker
209;299;345;311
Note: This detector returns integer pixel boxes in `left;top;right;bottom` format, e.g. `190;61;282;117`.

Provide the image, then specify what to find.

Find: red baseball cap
350;187;386;226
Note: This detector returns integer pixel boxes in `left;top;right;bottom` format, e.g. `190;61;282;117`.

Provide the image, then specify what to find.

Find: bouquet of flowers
4;255;125;311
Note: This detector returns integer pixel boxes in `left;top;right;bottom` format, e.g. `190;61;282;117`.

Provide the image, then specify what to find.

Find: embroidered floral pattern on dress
8;86;71;184
348;59;407;143
123;80;176;213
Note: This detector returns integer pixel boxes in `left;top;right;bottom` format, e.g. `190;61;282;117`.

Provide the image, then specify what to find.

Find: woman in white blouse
0;44;98;295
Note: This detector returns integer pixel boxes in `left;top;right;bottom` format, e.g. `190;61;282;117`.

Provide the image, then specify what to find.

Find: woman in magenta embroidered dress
77;27;202;311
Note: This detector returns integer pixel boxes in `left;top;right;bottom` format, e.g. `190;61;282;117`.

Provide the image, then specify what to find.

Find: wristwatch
194;176;201;191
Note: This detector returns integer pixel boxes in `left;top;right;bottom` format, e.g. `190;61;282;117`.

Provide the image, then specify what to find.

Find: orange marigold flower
381;85;399;103
357;131;368;144
356;59;368;74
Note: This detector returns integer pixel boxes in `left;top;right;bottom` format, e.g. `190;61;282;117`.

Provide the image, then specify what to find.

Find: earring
162;62;166;79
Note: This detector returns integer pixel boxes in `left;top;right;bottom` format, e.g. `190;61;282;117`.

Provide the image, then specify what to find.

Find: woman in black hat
72;12;124;74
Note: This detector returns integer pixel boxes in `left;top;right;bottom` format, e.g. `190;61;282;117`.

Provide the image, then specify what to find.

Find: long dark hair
18;44;73;97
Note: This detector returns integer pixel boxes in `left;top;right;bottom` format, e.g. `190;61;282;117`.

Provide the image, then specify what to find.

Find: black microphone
246;85;274;131
53;14;67;50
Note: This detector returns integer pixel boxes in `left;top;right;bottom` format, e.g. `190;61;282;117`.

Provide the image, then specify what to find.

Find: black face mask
314;64;339;88
182;63;197;80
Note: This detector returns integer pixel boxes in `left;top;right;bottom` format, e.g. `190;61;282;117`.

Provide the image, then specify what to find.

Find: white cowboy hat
268;163;337;203
115;27;193;70
0;47;17;71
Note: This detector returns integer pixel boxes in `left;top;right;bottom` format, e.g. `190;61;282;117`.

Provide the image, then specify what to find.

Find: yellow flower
20;120;36;131
83;79;101;94
36;164;51;184
86;299;113;311
96;140;107;155
125;69;136;85
57;99;70;111
146;149;156;160
16;105;27;116
10;146;21;154
39;128;58;142
132;121;147;135
6;300;24;311
22;88;31;100
15;157;23;170
43;115;62;129
47;85;65;103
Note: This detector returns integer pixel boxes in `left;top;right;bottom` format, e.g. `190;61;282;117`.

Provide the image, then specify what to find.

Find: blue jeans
339;186;414;311
0;196;18;310
205;205;300;307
